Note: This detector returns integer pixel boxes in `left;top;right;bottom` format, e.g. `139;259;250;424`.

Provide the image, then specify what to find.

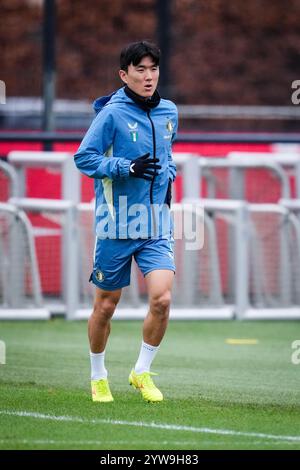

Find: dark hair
120;41;160;72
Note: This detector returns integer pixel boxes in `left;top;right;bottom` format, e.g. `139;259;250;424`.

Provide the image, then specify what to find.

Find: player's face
119;56;159;98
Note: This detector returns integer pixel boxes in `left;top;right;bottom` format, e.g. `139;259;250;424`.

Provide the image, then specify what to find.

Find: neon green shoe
129;369;163;402
91;378;114;403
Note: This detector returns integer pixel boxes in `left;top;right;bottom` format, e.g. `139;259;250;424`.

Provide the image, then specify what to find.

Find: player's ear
119;69;127;84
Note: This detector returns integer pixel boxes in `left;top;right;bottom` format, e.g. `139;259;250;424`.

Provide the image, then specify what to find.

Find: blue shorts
90;237;175;291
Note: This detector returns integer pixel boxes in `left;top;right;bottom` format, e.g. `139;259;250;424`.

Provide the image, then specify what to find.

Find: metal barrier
198;157;290;201
242;203;300;319
9;197;78;319
0;159;18;200
172;153;201;200
1;197;300;320
0;202;49;319
8;151;80;202
229;151;300;199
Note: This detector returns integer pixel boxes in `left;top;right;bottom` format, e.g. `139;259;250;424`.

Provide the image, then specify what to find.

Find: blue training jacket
74;87;178;239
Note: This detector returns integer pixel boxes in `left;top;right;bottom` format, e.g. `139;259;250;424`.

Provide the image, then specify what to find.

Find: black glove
165;178;172;208
129;153;161;181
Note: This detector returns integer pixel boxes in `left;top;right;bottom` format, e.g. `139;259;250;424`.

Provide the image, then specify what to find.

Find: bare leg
143;270;174;346
88;287;122;353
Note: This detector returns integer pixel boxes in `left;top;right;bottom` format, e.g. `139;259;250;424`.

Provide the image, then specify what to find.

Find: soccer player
74;40;178;403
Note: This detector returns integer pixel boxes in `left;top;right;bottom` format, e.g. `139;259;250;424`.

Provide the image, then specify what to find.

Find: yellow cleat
91;378;114;403
129;369;163;403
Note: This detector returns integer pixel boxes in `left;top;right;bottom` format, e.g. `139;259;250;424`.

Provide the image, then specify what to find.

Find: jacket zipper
147;110;156;204
147;109;158;236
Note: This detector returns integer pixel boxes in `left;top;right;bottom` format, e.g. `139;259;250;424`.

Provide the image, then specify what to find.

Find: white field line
0;438;296;448
0;439;202;447
0;410;300;443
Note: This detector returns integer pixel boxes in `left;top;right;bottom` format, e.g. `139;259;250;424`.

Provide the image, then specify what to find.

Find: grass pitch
0;319;299;450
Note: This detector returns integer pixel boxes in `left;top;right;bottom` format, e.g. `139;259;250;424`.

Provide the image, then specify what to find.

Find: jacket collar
124;85;161;111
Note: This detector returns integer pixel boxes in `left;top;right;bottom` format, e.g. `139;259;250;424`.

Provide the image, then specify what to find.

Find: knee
92;296;118;323
150;291;171;317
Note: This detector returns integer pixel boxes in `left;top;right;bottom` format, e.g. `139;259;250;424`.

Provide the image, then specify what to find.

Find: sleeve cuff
119;159;131;178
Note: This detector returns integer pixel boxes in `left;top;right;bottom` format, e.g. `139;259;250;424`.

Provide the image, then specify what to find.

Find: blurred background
1;0;300;131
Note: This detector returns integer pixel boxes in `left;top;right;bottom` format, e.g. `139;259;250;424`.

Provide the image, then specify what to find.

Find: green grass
0;319;300;450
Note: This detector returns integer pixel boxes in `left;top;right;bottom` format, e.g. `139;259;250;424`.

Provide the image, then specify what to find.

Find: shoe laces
139;372;158;389
97;379;110;394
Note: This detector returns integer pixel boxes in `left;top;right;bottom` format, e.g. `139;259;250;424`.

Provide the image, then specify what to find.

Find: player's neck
124;85;161;110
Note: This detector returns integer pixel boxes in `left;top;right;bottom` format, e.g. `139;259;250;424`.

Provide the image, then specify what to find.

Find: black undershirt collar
124;85;161;111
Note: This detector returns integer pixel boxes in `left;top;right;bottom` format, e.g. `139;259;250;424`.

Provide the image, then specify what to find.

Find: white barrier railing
9;197;79;319
1;150;300;320
0;202;49;319
8;151;80;202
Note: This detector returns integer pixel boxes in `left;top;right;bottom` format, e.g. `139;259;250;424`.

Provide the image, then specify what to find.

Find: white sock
134;341;159;374
90;350;107;380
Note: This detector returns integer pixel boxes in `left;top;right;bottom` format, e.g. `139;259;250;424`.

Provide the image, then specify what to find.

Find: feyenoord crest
95;270;104;282
166;120;173;133
128;122;138;142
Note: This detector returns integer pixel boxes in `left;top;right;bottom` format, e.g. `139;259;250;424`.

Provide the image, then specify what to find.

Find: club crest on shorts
95;270;104;282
